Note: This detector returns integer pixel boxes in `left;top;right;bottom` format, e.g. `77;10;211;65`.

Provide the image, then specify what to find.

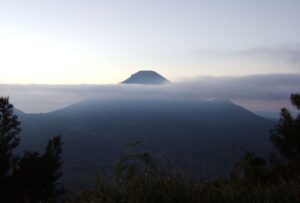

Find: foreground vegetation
68;93;300;203
1;94;300;202
0;97;63;202
67;175;299;203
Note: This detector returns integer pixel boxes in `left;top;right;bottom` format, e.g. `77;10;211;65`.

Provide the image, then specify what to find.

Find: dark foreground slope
17;97;274;188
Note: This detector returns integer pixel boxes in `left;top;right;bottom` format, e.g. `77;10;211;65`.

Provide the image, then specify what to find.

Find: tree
231;151;272;184
0;96;64;202
270;93;300;171
0;97;21;201
0;97;21;178
115;141;157;181
232;93;300;183
43;135;63;195
14;136;63;202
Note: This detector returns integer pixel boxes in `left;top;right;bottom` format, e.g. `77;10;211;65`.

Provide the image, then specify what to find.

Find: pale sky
1;0;300;84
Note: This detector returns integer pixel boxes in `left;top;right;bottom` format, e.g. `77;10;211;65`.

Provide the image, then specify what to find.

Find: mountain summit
121;70;169;85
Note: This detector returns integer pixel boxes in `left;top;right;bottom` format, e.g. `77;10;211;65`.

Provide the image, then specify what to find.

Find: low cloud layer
175;74;299;100
0;73;299;113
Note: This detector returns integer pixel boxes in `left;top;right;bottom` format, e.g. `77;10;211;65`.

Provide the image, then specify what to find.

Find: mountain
17;97;275;188
121;70;169;85
14;108;27;117
255;111;280;120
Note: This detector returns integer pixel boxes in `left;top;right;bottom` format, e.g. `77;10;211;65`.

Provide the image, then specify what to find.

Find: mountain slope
18;97;274;188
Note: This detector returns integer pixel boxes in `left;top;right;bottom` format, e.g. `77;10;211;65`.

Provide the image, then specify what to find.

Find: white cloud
1;74;299;113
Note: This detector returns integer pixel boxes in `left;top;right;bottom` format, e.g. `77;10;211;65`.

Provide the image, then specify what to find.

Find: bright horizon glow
1;0;300;84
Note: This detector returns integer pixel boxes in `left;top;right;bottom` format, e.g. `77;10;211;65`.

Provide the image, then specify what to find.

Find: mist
1;73;299;113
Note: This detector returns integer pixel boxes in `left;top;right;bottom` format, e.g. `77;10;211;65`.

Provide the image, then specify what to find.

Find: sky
1;0;300;84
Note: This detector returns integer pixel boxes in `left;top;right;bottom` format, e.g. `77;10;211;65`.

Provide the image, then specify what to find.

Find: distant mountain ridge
121;70;169;85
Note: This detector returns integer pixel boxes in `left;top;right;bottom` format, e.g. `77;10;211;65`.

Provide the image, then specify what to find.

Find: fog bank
0;74;299;113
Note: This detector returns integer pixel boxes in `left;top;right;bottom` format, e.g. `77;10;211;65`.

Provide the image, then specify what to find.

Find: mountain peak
121;70;169;85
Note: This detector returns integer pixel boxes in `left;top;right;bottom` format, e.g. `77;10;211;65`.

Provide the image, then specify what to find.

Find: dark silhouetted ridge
121;70;169;85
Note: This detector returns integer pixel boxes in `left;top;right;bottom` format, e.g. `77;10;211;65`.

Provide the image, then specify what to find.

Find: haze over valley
1;71;299;116
1;1;300;202
5;71;290;187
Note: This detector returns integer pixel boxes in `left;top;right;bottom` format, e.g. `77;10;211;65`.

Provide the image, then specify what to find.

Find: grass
67;175;300;203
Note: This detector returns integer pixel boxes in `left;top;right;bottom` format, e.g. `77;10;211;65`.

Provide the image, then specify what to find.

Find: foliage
2;93;300;202
0;97;22;201
115;141;157;181
0;97;63;203
69;93;300;203
270;94;300;161
270;93;300;177
231;151;274;184
0;97;21;178
13;135;64;202
68;174;300;203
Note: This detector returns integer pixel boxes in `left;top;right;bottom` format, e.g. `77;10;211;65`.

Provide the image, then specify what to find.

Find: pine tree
42;135;64;197
115;141;157;181
0;97;21;178
270;94;300;165
0;97;64;202
232;93;300;183
14;135;64;202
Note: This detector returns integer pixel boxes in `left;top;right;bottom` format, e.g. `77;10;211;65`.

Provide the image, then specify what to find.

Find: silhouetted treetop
0;96;64;202
271;93;300;162
0;97;21;178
